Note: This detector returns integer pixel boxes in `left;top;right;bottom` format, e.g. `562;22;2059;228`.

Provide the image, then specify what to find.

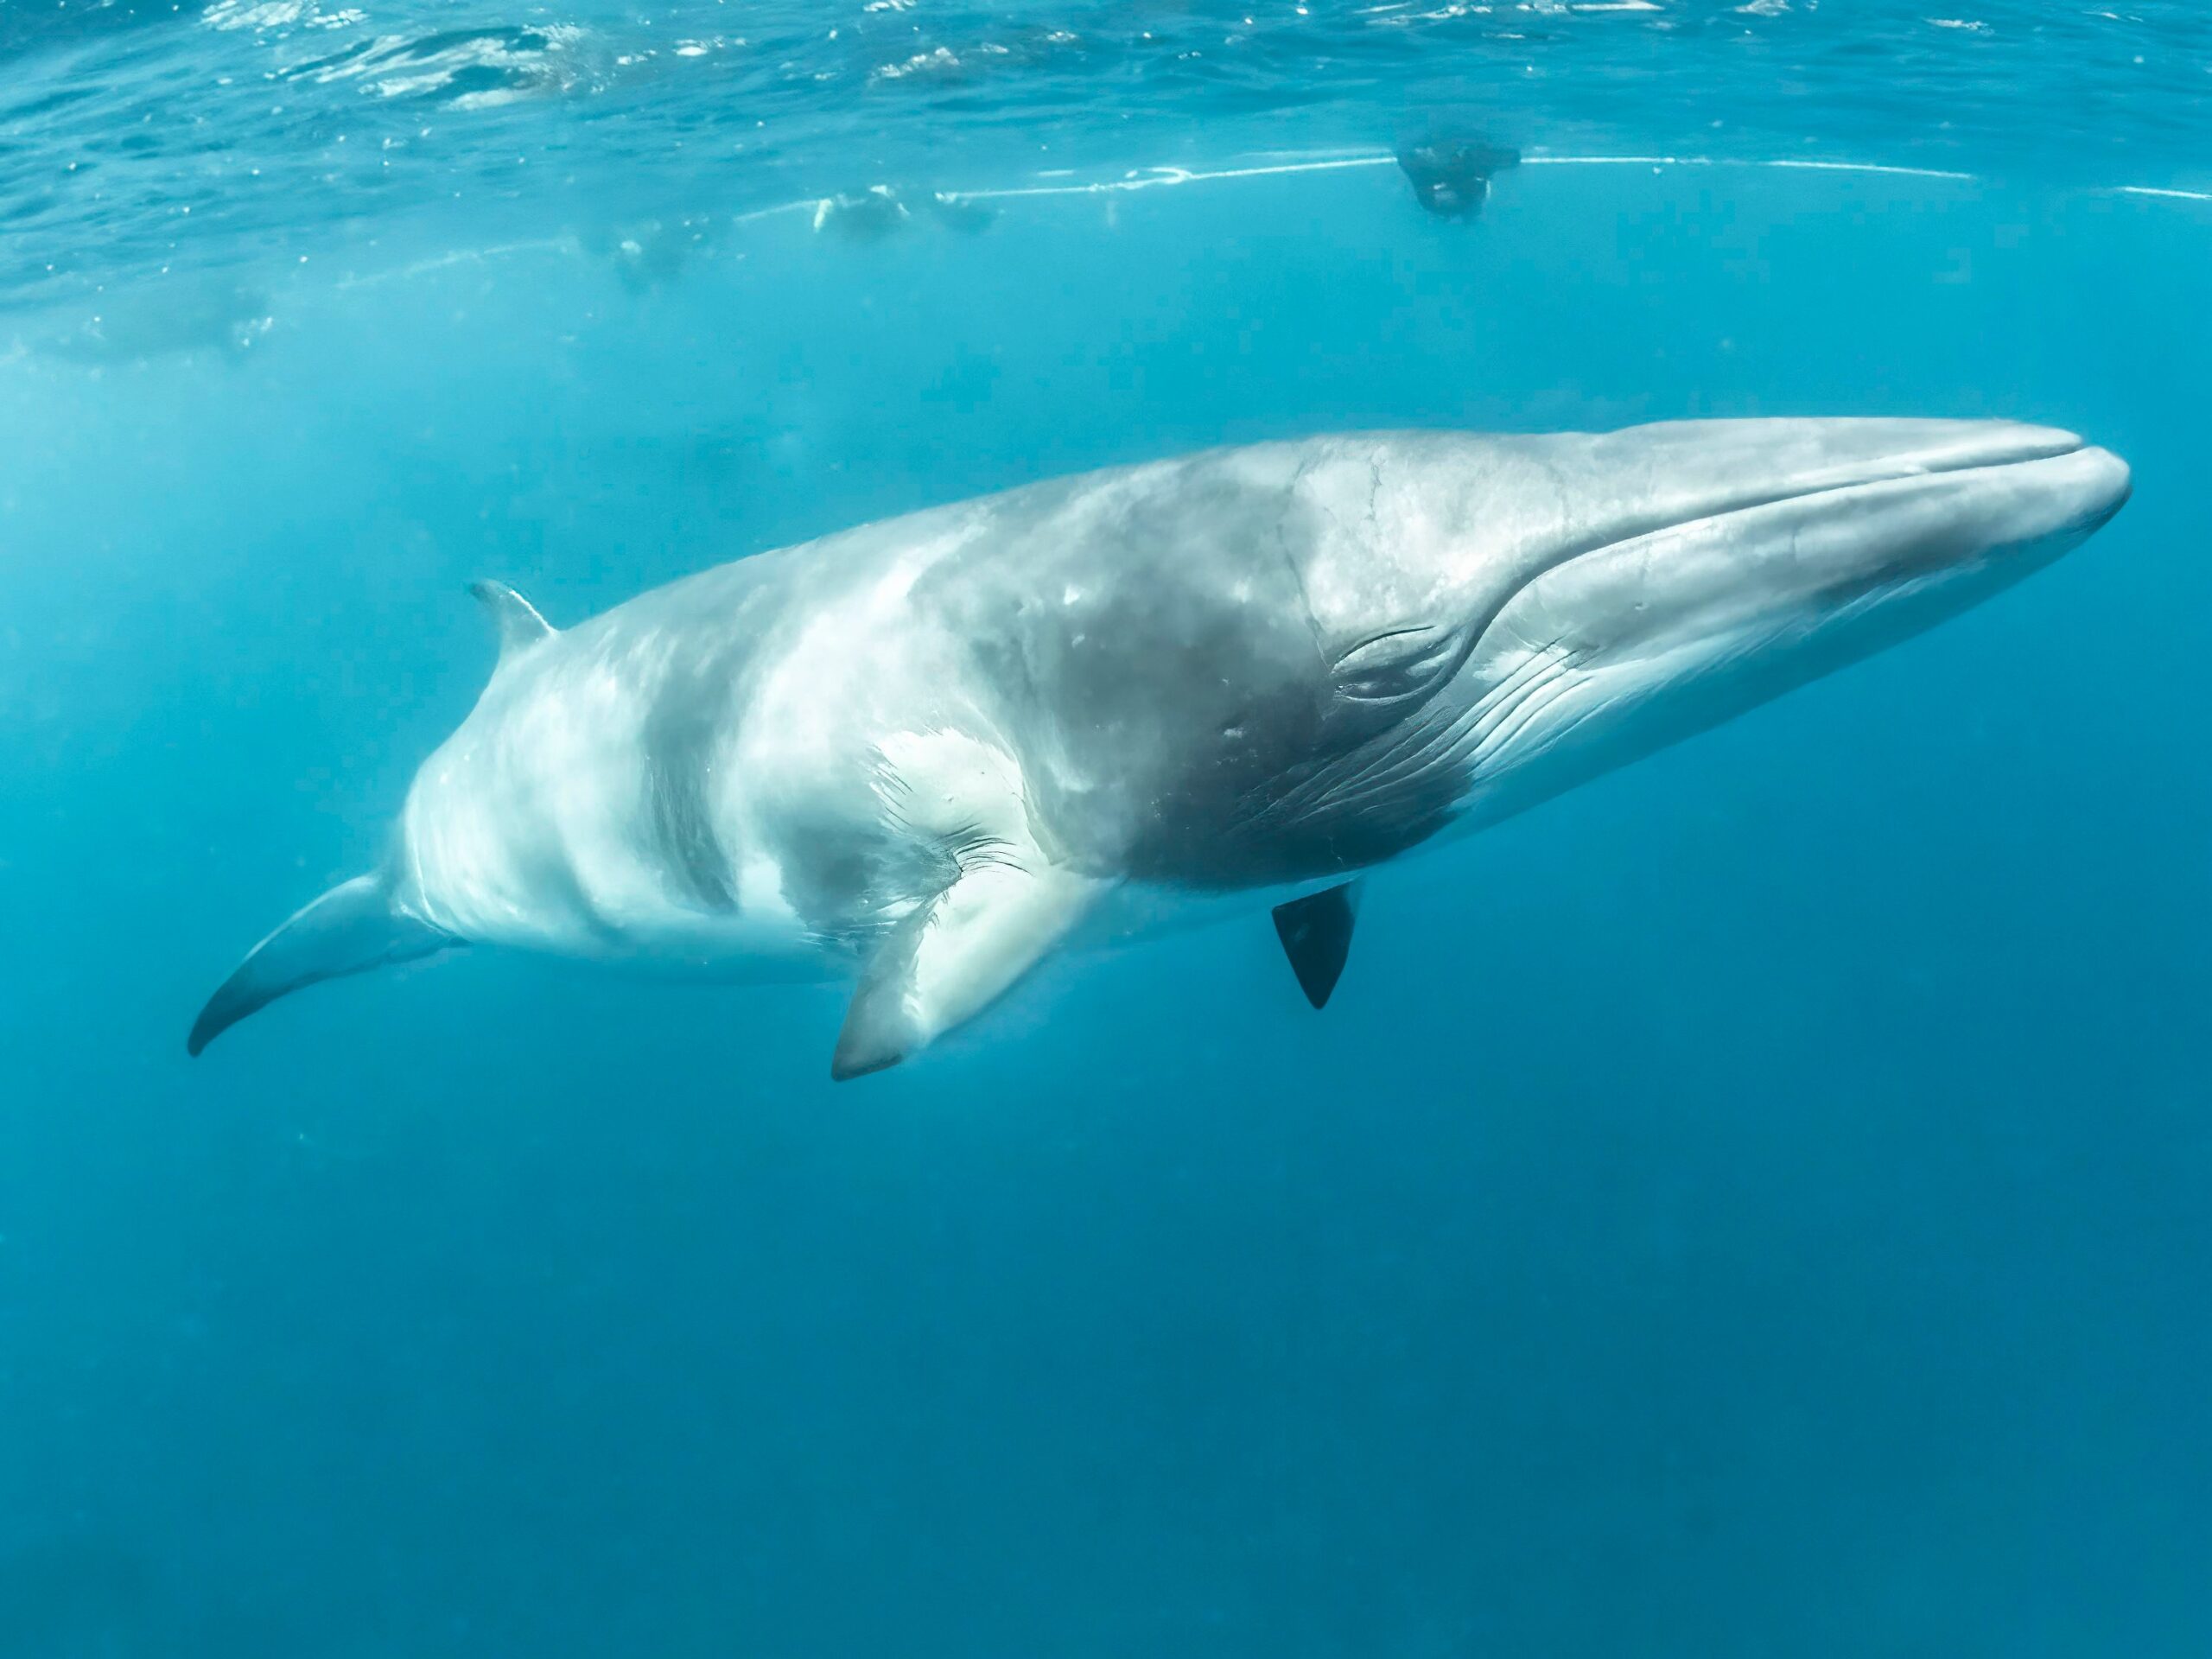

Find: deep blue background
2;163;2208;1654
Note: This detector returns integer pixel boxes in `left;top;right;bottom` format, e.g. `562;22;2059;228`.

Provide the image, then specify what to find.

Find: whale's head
1294;419;2131;834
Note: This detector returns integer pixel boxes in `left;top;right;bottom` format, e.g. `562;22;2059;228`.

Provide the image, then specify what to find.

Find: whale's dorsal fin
468;579;555;665
1271;880;1362;1009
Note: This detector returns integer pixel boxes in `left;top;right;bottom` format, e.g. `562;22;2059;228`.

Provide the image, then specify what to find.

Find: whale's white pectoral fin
836;728;1101;1080
832;861;1100;1081
467;579;556;666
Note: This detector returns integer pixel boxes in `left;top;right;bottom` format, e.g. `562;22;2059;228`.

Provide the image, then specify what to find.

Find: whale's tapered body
190;420;2131;1076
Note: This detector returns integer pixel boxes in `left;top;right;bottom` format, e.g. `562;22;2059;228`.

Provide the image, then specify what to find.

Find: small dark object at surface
1395;140;1521;220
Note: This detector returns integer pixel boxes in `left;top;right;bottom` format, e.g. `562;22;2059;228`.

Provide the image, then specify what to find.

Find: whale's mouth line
1447;431;2101;695
1600;429;2091;551
1565;431;2098;579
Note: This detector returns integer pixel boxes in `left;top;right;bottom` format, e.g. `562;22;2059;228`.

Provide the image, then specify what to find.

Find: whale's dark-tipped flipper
188;874;456;1056
831;861;1099;1082
1271;880;1362;1010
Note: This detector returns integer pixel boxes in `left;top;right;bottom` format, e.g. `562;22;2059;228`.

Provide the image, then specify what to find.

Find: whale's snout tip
2031;441;2133;543
2079;443;2133;520
1967;433;2129;547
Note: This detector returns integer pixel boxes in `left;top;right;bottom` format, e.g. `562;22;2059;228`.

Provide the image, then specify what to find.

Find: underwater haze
3;2;2211;1655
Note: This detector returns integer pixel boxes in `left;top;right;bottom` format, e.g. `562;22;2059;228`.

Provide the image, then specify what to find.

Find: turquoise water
4;3;2211;1655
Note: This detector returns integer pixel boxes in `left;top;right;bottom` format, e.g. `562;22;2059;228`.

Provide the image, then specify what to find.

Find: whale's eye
1331;624;1461;705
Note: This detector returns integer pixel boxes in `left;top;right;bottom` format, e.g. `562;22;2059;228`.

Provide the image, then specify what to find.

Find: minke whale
189;420;2131;1077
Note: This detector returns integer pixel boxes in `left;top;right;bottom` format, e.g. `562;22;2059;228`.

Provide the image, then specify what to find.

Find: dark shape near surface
812;185;910;240
925;190;997;234
1395;139;1520;220
576;214;723;293
1272;880;1361;1009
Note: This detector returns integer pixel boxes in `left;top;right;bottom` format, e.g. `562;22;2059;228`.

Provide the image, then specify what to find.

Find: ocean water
3;3;2210;1655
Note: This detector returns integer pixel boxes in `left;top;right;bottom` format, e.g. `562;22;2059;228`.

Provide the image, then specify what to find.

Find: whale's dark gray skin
188;420;2131;1077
